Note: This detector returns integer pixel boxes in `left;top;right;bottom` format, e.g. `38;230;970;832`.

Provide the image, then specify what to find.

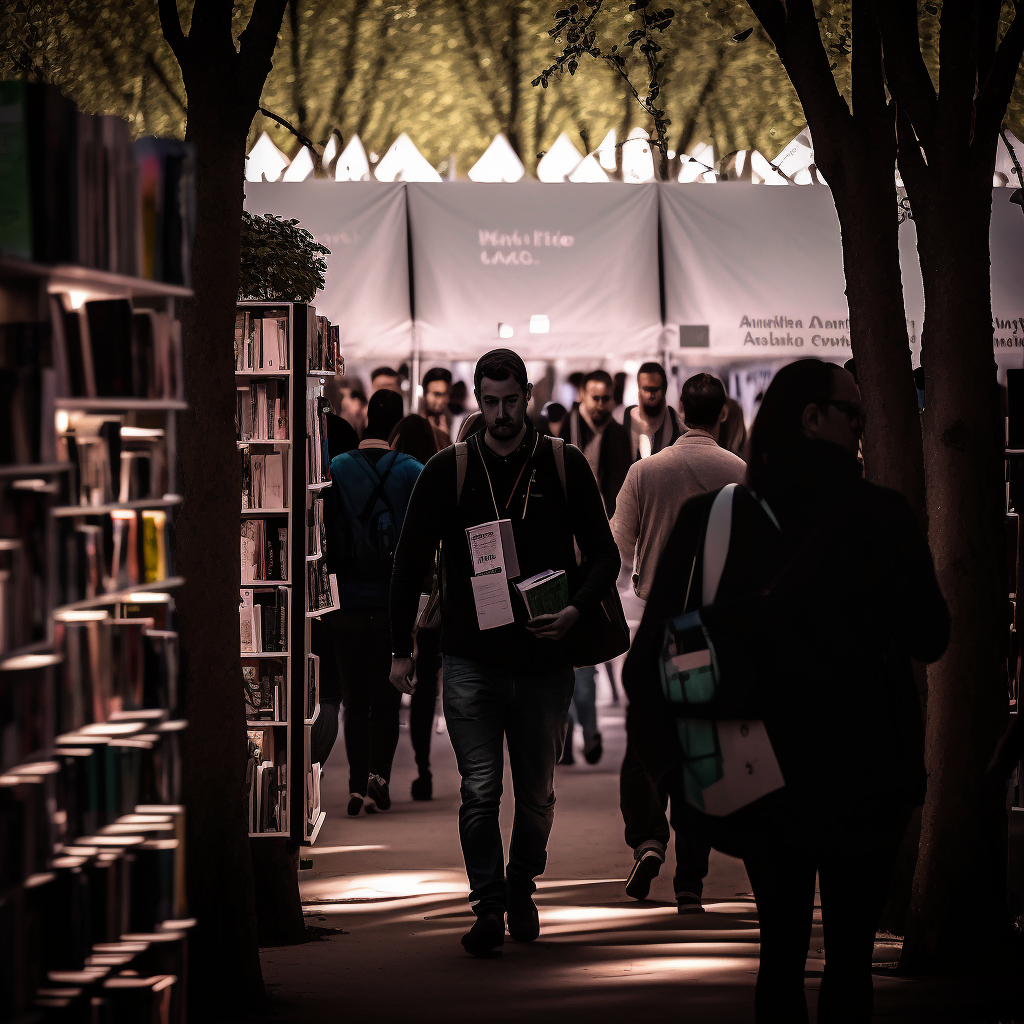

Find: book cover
515;569;569;618
264;453;284;509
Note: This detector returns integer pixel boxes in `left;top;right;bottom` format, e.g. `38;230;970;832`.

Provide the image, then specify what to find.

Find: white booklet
465;519;518;628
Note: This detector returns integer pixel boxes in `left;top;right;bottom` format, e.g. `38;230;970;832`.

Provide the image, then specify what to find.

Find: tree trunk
901;176;1010;972
177;98;266;1014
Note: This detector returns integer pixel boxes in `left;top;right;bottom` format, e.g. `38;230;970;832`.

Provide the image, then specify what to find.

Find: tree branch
977;0;1024;141
157;0;189;67
238;0;289;108
145;51;187;112
259;106;315;151
875;0;938;151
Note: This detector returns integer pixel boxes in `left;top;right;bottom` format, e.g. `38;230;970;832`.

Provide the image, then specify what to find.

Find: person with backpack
624;359;948;1023
327;389;424;816
389;349;621;957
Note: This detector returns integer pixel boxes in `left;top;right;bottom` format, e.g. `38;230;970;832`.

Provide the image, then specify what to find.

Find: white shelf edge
56;577;185;613
245;720;288;727
304;810;327;845
237;439;291;447
307;480;331;491
56;397;187;411
306;601;340;619
240;650;290;658
53;495;183;518
240;508;290;515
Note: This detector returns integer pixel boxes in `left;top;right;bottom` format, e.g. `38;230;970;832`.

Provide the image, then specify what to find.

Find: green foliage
1;0;1022;170
238;212;329;303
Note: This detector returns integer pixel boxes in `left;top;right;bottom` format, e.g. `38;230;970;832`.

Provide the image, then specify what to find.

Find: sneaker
461;910;505;957
411;771;433;801
367;774;391;811
347;792;364;816
675;891;705;914
624;842;665;900
583;732;603;765
507;892;540;942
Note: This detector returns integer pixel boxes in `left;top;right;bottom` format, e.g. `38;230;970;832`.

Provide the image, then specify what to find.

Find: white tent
335;135;370;181
536;133;585;182
468;134;526;183
622;127;656;183
374;133;442;182
568;152;610;183
245;131;289;183
282;146;315;182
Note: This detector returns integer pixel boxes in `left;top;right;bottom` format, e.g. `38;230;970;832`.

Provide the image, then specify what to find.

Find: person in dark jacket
621;361;684;462
624;358;949;1024
389;348;620;957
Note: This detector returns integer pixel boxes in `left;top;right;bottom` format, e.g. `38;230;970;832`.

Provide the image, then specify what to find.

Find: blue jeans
442;655;575;914
568;665;599;744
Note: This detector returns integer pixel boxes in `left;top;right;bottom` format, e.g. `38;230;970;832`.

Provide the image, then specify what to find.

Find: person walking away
610;373;744;911
389;349;620;956
327;390;424;815
419;366;453;440
389;414;445;800
621;362;683;462
624;358;948;1022
564;370;632;764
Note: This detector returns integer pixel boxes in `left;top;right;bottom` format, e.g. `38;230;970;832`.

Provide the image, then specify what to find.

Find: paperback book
515;569;569;618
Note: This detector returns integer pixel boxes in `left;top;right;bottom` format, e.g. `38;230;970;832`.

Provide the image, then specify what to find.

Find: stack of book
242;660;287;722
246;728;287;833
234;310;289;372
307;316;341;373
0;321;56;466
0;82;195;284
239;587;288;654
305;394;331;484
240;450;286;510
236;381;288;442
240;517;288;583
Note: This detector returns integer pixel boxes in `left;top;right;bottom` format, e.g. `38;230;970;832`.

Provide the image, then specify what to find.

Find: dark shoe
367;774;390;811
461;911;505;957
583;732;603;765
625;843;665;900
507;892;540;942
676;891;705;914
347;792;364;816
411;772;433;801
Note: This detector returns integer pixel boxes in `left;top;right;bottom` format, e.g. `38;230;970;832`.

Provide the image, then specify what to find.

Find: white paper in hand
699;720;785;816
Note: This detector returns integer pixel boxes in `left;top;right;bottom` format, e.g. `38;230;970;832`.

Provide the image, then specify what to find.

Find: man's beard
589;408;611;427
640;398;665;417
488;417;520;439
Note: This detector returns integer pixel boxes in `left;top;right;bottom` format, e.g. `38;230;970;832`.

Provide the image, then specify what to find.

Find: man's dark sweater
390;426;620;670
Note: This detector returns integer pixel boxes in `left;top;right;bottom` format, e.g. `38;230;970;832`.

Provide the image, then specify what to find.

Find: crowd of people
311;349;949;1024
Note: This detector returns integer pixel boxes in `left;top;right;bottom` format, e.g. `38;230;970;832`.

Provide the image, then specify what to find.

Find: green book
516;569;569;618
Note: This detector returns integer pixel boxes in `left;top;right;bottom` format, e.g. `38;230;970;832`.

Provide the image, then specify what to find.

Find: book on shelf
242;659;286;723
515;569;569;618
306;563;339;614
234;310;290;372
307;654;319;721
305;394;332;483
236;382;288;442
239;587;288;654
246;728;287;833
119;426;167;503
240;518;288;582
307;497;326;558
0;321;57;467
307;314;341;373
141;510;168;583
240;451;286;510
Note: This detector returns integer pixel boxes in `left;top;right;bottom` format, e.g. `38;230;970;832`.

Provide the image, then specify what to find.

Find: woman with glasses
624;358;948;1024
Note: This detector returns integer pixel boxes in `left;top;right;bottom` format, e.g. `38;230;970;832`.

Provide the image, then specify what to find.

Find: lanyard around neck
475;432;539;520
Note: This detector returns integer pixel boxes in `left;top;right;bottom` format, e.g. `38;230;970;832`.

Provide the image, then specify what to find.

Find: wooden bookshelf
236;301;340;843
1;258;190;1021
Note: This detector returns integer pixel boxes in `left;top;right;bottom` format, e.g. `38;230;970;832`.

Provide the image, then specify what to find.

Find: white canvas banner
662;182;1024;370
406;181;662;360
243;182;412;362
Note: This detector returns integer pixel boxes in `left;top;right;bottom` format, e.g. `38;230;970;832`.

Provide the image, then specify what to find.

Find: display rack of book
236;302;340;846
0;260;193;1024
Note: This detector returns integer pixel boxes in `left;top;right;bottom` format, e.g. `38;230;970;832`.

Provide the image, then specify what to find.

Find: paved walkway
259;684;998;1023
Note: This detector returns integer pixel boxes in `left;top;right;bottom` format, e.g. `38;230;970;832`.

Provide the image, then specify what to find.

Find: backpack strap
352;451;398;523
455;442;468;504
550;437;568;501
702;482;738;605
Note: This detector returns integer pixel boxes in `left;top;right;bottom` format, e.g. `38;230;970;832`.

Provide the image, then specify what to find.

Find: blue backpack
331;450;409;608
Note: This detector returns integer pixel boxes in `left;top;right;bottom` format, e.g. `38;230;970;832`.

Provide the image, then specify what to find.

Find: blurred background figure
420;366;453;439
448;380;470;438
536;400;567;437
718;397;748;455
327;377;368;441
622;361;683;461
612;371;628;423
371;365;402;394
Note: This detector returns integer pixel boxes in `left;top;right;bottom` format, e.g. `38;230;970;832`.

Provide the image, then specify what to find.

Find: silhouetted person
535;401;567;437
388;413;445;800
327;390;424;814
564;370;631;765
625;358;948;1024
611;373;744;911
389;349;619;956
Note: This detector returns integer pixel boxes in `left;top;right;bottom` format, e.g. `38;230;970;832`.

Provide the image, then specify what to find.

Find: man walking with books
327;389;423;815
390;349;620;957
610;372;746;912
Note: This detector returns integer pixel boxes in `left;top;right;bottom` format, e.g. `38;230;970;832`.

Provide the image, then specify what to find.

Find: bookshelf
0;261;192;1023
235;301;340;845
